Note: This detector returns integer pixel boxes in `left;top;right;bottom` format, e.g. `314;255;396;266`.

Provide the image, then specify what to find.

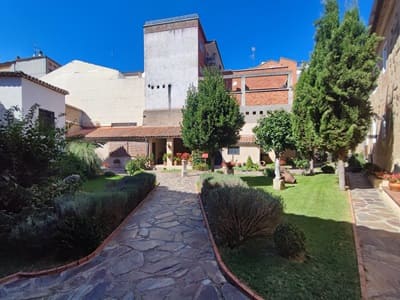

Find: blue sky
1;0;374;72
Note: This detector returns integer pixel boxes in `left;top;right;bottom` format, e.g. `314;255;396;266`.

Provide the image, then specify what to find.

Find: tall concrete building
143;14;223;126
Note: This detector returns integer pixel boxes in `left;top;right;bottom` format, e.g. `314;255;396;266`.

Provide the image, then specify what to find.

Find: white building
0;71;67;128
0;55;60;78
42;60;145;127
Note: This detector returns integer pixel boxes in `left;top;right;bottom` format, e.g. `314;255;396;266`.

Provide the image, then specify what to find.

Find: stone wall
369;37;400;171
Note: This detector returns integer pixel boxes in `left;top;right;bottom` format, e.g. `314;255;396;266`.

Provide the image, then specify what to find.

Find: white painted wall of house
42;60;145;127
21;78;65;128
0;77;65;128
144;26;199;110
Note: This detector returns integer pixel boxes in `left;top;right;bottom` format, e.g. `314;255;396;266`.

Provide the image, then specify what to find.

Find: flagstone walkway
0;171;247;300
348;172;400;300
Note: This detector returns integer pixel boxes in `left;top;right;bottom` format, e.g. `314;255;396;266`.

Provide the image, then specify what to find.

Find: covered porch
67;126;189;168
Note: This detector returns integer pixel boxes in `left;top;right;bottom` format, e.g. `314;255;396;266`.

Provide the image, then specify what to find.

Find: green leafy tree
253;110;295;179
318;7;380;190
292;0;339;174
181;68;244;171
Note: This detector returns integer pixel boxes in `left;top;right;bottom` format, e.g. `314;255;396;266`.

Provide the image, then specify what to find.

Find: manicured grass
81;174;124;192
222;174;360;300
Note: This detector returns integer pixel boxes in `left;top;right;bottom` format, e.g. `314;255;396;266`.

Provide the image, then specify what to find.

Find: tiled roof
68;126;256;145
0;71;68;95
239;135;256;144
67;126;182;140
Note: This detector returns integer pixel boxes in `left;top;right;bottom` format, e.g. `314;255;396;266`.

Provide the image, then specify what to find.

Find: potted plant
384;173;400;192
162;153;168;165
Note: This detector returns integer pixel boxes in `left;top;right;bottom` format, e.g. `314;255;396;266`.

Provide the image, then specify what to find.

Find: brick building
221;58;298;164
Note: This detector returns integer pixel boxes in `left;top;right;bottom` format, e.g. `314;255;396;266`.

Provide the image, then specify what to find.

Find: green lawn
81;174;124;192
221;174;360;300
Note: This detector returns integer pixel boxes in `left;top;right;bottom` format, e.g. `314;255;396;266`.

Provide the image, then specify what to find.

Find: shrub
104;170;116;177
8;209;58;255
274;223;306;260
264;167;275;178
55;213;101;259
125;156;152;175
193;162;209;171
200;173;248;196
203;186;283;248
0;105;66;188
293;158;310;169
0;173;32;213
56;153;89;180
66;141;101;178
321;164;335;174
54;172;156;256
244;156;259;171
347;154;364;172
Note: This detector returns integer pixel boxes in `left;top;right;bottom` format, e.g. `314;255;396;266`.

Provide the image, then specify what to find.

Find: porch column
147;138;153;160
166;138;174;167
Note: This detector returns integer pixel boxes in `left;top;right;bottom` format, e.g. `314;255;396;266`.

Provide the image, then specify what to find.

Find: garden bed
0;173;155;278
199;173;360;299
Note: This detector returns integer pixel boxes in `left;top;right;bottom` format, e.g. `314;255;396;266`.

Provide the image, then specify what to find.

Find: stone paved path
348;172;400;300
0;171;248;300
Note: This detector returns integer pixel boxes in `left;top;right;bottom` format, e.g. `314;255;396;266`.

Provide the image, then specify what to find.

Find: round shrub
204;186;283;248
321;164;335;174
274;223;306;260
104;171;116;177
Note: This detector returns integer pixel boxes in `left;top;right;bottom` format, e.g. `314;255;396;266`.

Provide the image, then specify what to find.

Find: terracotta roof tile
239;135;256;144
0;71;68;95
67;126;181;140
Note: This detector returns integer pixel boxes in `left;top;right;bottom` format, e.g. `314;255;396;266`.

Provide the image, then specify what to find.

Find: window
228;147;240;155
260;111;263;115
38;108;55;130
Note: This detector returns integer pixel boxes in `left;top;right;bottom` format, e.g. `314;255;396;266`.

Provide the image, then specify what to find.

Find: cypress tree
319;7;380;190
292;0;339;174
181;68;244;171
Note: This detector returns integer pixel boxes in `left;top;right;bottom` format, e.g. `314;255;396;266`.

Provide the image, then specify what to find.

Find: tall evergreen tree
292;0;339;174
181;68;244;171
319;7;380;190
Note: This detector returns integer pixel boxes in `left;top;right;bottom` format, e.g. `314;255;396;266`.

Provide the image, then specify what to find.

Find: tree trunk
275;156;281;179
338;158;345;191
209;152;215;172
309;158;314;175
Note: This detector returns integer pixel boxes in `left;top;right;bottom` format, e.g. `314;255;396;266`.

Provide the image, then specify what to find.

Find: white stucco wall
21;78;65;128
0;76;65;127
0;77;23;111
144;26;199;110
16;59;47;78
42;60;145;127
221;145;260;165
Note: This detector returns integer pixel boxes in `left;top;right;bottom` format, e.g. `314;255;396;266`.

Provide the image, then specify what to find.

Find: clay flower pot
389;181;400;192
